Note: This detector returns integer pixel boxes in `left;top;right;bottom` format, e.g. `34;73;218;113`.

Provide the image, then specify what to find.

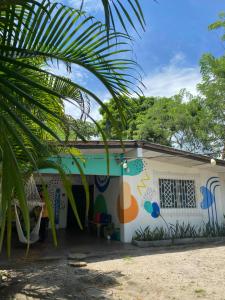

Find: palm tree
0;0;144;255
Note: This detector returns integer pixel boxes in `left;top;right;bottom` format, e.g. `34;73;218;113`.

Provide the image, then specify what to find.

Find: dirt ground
1;241;225;300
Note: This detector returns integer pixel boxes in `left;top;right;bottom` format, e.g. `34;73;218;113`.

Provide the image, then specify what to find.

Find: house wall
36;152;225;244
94;176;122;239
120;156;225;242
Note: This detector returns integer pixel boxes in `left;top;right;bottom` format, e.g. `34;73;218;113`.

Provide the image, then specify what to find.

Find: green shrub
200;222;225;237
133;221;225;242
133;226;169;241
169;222;198;239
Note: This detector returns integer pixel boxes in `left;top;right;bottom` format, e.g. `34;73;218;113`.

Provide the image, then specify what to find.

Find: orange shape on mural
117;182;139;223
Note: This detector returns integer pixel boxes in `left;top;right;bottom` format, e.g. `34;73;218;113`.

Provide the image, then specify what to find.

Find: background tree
100;92;211;153
138;92;213;152
197;12;225;157
99;96;155;139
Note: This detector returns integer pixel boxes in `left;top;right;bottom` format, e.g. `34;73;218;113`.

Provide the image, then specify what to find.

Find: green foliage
64;118;98;141
133;226;169;241
169;222;199;240
208;11;225;41
0;0;144;255
201;222;225;237
133;221;225;242
100;96;155;140
138;92;209;152
193;12;225;157
100;93;212;153
95;0;146;34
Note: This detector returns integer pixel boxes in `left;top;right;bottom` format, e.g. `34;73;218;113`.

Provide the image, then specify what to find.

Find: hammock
14;204;43;244
14;176;44;244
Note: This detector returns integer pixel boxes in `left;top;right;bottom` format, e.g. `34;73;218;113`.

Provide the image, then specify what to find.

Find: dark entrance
67;185;94;231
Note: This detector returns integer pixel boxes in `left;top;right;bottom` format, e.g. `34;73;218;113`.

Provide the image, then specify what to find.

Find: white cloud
47;61;87;84
45;61;89;119
142;53;201;97
65;88;110;121
47;52;202;122
67;0;103;13
89;91;111;120
64;101;82;119
87;53;202;121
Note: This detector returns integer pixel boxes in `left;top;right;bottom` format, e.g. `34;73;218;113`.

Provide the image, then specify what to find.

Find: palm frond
0;0;144;255
80;0;145;34
0;1;141;100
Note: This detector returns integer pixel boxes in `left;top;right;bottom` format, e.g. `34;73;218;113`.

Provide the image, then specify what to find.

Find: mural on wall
137;173;151;196
94;194;108;214
144;200;160;219
136;160;152;199
46;176;61;205
136;160;161;219
54;188;61;226
117;182;139;223
123;159;144;176
142;186;160;219
200;177;220;225
95;176;111;192
94;176;109;216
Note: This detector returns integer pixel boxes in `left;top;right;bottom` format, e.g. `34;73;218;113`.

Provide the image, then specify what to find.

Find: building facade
37;141;225;242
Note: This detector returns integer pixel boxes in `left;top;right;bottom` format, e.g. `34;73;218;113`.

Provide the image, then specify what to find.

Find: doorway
67;185;94;232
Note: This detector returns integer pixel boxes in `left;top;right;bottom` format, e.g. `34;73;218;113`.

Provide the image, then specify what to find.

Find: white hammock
14;204;43;244
14;176;44;244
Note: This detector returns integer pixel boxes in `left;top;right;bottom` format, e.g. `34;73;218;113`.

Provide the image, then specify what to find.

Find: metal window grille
159;179;196;208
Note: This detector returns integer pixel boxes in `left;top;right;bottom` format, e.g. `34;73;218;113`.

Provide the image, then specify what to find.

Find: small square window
159;179;196;208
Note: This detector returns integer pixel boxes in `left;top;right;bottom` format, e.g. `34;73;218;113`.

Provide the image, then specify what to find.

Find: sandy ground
1;242;225;300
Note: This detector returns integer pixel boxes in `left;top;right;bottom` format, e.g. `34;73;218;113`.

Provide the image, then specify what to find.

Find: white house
38;141;225;243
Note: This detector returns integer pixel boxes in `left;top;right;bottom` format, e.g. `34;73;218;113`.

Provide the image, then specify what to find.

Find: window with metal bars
159;179;196;208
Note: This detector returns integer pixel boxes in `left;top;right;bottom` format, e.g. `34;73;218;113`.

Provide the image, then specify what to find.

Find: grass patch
194;288;206;294
122;256;132;261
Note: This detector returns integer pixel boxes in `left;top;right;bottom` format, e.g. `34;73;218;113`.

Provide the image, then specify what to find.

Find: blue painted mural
200;177;220;225
151;202;160;218
54;188;61;226
95;176;111;192
144;200;160;219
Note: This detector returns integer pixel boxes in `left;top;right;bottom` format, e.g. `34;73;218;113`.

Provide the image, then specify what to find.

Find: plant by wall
200;222;225;238
170;222;199;240
133;226;169;241
133;221;225;242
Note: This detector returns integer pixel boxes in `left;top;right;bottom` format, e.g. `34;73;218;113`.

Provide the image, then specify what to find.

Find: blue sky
61;0;225;119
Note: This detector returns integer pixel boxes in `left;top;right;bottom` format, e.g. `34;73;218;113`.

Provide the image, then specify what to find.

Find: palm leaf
0;123;30;256
38;159;83;230
0;1;141;102
80;0;145;34
0;0;144;255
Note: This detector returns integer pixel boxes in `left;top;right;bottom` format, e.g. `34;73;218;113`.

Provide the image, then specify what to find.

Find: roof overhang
55;140;225;173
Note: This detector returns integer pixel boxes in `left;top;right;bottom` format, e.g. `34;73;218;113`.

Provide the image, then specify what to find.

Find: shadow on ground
1;260;124;299
1;230;225;299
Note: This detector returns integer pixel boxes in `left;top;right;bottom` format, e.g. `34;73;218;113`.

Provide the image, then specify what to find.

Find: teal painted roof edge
39;153;123;176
